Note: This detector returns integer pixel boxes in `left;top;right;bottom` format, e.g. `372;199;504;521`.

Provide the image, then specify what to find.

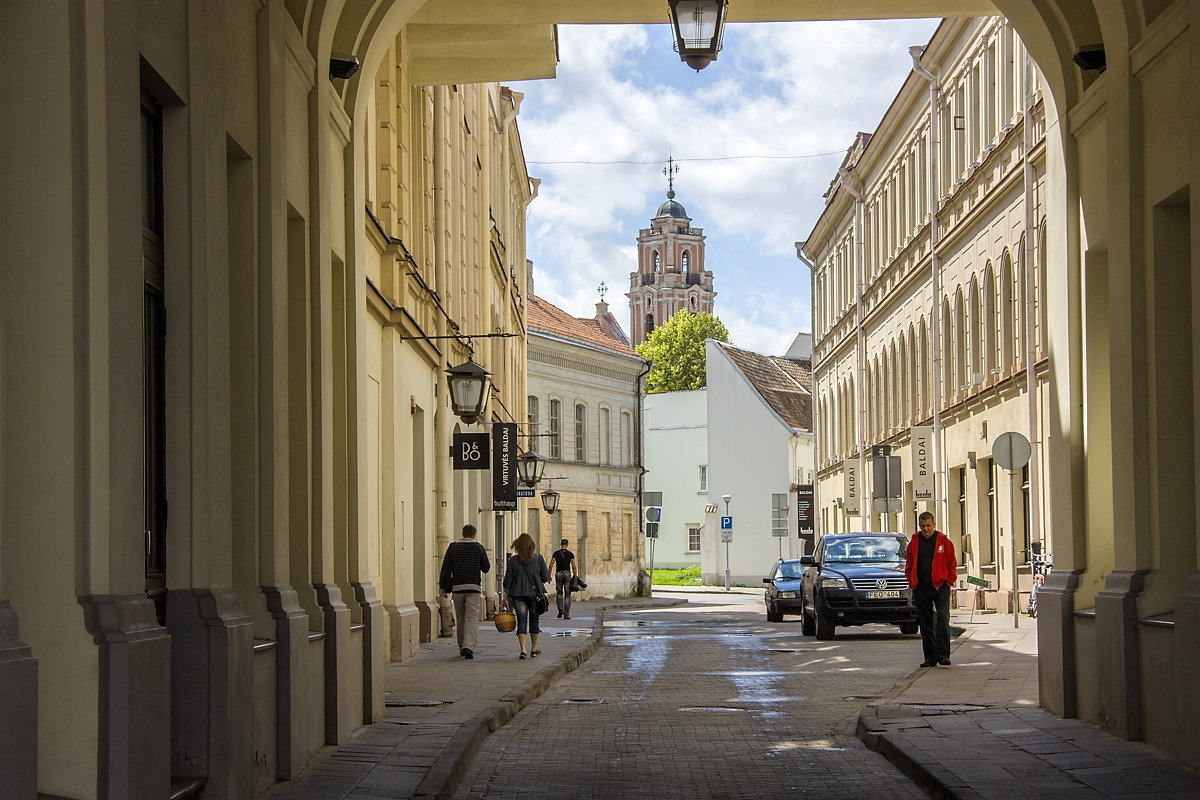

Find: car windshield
822;536;903;564
775;564;803;580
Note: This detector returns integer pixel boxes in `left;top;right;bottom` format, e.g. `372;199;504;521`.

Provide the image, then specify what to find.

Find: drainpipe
433;87;452;571
635;358;652;594
836;169;869;531
1021;51;1042;553
910;45;946;526
794;242;820;545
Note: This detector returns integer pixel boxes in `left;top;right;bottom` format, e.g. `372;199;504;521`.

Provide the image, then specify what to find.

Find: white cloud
512;18;939;356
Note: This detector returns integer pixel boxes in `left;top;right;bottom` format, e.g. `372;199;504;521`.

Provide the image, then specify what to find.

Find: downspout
1021;51;1042;551
910;45;946;525
794;242;820;544
836;169;869;531
635;358;652;593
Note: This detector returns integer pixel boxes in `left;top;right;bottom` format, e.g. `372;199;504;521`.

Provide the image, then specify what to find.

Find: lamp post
667;0;727;71
445;360;492;425
721;493;732;592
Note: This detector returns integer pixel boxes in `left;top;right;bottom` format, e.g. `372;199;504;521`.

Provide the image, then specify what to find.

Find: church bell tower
627;160;716;347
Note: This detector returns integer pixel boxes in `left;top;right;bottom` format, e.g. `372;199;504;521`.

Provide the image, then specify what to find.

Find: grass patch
652;566;703;585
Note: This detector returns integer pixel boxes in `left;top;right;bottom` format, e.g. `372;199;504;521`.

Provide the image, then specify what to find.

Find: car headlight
776;591;797;599
820;576;847;589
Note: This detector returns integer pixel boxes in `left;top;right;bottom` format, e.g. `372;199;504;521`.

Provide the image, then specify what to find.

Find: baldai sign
911;426;933;501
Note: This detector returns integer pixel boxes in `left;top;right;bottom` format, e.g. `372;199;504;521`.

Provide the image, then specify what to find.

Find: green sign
966;575;991;588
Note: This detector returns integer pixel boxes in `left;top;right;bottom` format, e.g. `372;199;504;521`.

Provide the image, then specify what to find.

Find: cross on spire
598;281;608;302
663;155;679;197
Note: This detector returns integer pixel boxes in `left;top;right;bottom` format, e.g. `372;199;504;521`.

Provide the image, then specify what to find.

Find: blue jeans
555;570;573;615
511;596;541;635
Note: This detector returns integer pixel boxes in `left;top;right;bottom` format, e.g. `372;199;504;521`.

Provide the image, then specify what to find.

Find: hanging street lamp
667;0;728;71
540;488;560;515
516;450;547;487
445;360;492;425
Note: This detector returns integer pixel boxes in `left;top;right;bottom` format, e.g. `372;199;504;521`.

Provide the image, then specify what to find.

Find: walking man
904;511;957;668
550;538;578;619
439;524;491;659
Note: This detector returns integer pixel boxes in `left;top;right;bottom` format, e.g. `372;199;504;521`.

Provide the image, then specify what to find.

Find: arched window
918;318;929;417
527;396;539;438
548;400;561;459
954;289;967;394
1037;220;1048;355
969;274;981;386
689;296;696;310
1000;253;1014;368
983;264;997;376
681;251;690;272
1016;236;1027;367
653;252;661;272
645;314;655;336
941;299;953;404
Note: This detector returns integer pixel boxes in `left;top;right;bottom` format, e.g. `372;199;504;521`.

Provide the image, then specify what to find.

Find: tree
636;310;732;392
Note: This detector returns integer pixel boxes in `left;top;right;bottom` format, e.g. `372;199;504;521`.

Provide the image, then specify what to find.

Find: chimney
595;300;609;319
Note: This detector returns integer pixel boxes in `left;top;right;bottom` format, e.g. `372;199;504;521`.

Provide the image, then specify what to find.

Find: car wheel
766;602;782;623
815;614;836;640
801;608;816;636
900;622;919;635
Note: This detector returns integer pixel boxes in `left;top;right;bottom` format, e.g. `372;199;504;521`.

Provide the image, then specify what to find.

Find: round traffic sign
992;431;1032;471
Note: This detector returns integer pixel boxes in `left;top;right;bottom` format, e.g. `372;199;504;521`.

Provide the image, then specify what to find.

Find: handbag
494;609;516;633
534;593;549;615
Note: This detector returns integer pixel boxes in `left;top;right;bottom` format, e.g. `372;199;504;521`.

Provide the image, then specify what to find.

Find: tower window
682;251;690;272
653;252;660;272
646;314;655;335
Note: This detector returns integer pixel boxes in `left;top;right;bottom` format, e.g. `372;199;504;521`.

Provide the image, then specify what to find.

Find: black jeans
913;584;951;663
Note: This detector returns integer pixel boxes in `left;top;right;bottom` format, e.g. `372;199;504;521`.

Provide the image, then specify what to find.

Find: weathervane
598;281;608;302
663;155;679;197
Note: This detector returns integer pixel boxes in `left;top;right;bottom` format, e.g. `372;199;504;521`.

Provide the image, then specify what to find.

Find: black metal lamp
445;360;491;424
540;488;560;514
668;0;728;71
516;450;547;487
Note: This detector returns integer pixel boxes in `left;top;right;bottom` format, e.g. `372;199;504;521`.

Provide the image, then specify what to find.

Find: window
527;395;539;439
600;407;611;465
645;314;655;336
548;399;561;459
698;465;708;493
621;412;633;466
653;252;660;272
574;403;586;462
1020;464;1031;562
688;526;701;553
681;251;690;272
957;467;969;566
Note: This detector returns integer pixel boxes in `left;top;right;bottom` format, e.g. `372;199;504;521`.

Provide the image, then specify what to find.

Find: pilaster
1094;570;1150;739
1173;573;1200;768
262;586;311;780
352;582;386;722
1036;568;1082;717
0;599;36;798
314;583;354;744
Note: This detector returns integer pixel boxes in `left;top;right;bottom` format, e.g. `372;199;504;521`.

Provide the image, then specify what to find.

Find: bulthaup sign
911;426;933;501
491;422;517;511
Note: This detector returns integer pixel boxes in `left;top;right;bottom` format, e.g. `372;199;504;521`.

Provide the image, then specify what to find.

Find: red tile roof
716;342;813;431
528;296;637;356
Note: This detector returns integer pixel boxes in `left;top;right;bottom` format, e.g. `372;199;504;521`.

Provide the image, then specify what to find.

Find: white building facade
805;17;1051;613
643;390;709;570
703;341;815;585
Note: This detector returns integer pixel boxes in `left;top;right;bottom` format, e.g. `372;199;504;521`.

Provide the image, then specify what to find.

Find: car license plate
867;590;901;599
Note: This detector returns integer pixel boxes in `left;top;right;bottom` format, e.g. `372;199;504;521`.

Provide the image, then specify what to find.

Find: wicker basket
493;610;516;633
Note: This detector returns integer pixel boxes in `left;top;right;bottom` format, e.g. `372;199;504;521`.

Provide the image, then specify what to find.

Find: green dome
655;190;689;219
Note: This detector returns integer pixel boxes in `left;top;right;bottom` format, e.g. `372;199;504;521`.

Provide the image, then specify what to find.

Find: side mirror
762;577;773;584
800;555;816;566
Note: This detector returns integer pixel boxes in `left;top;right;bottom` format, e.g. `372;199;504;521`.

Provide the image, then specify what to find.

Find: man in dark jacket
439;524;491;659
904;512;957;668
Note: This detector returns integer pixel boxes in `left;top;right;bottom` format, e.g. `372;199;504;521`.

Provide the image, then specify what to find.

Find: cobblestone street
453;591;929;800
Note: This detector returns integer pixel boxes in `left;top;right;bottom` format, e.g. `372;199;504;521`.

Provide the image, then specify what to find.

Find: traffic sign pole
993;431;1032;629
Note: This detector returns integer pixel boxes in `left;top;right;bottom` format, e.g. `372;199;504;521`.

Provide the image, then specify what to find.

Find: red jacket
905;531;957;589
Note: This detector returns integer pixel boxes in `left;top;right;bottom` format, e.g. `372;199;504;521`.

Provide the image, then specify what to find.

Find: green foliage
636;311;731;392
651;566;702;585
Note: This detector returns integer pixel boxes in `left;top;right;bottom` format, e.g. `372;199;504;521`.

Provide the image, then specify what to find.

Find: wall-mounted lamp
516;450;547;487
667;0;727;72
329;54;361;80
540;488;560;514
1072;44;1106;73
445;360;491;425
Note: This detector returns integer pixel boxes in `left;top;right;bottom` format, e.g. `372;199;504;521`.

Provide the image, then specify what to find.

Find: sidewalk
258;596;683;800
857;610;1200;799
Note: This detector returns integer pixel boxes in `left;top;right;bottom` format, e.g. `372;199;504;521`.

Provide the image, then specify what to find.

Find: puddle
550;630;590;637
384;699;446;708
911;703;988;714
603;619;662;627
678;706;747;713
560;698;604;705
605;634;667;641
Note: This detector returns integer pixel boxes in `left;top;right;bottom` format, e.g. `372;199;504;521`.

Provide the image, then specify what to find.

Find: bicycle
1027;547;1053;618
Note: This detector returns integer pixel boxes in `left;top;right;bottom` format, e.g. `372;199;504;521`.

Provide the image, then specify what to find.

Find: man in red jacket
905;511;957;667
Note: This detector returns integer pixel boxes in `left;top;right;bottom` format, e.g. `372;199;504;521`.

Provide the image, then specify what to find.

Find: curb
855;622;982;800
412;597;685;800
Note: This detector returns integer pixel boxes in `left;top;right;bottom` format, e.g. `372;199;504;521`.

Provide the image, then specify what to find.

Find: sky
510;17;942;357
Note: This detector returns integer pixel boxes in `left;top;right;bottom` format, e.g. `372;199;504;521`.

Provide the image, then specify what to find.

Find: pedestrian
439;524;491;660
550;538;578;619
904;511;957;668
502;532;550;659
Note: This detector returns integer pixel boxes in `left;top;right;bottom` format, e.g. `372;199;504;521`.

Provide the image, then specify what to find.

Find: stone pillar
314;583;353;744
263;587;311;780
1094;570;1149;739
352;582;385;722
0;599;36;798
1036;568;1082;718
1174;573;1200;769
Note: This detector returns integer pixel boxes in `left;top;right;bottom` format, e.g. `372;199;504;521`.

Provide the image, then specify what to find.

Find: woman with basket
502;533;550;659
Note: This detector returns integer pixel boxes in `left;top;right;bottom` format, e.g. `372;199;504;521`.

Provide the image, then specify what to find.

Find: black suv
799;533;919;639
